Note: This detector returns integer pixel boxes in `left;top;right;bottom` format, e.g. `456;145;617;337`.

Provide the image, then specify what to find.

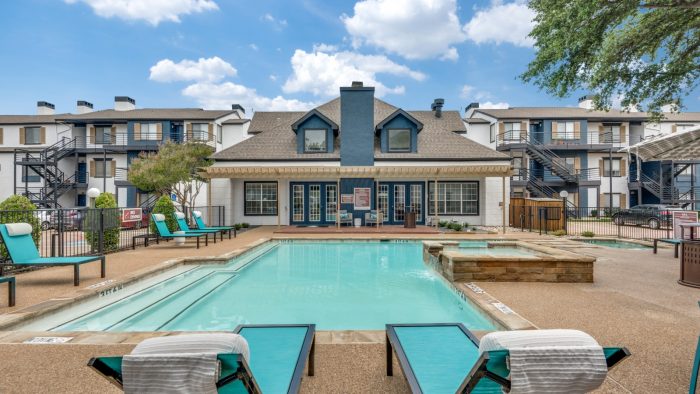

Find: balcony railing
513;167;600;183
496;130;627;149
71;132;216;149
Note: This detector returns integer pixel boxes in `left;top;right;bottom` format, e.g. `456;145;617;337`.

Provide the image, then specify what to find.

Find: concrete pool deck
0;227;695;393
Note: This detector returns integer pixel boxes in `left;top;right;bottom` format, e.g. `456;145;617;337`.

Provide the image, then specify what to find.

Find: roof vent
431;98;444;118
37;101;55;115
351;81;363;87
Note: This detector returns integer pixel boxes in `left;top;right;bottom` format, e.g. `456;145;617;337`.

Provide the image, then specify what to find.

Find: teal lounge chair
151;214;208;249
193;210;235;239
174;212;222;242
0;275;15;307
386;323;630;394
88;324;316;394
0;223;105;286
691;336;700;394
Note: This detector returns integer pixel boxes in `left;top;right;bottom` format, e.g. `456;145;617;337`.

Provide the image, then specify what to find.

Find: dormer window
304;129;327;152
388;129;411;152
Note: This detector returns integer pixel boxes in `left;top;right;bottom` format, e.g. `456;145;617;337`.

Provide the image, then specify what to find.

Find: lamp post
559;190;569;232
87;187;100;208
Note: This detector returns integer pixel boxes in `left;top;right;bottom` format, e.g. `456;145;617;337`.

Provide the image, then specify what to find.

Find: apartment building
463;96;700;210
1;97;251;208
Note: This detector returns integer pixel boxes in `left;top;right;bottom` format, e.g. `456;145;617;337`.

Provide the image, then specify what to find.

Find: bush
234;223;243;231
0;195;40;259
590;209;598;218
150;195;177;233
84;193;120;252
241;222;249;228
581;231;595;237
448;222;463;231
438;220;449;228
551;229;567;236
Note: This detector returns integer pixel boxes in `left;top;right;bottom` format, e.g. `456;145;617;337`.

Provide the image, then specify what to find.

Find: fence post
221;205;225;226
51;233;57;257
98;208;104;255
617;212;621;238
58;210;64;257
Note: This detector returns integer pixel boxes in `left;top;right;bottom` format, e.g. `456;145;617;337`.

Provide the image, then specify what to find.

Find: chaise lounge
386;323;630;393
151;214;209;249
174;212;222;242
0;275;15;307
192;210;235;239
0;223;105;286
88;324;316;394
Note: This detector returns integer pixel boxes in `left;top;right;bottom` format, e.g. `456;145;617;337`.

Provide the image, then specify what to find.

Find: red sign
354;188;371;210
672;210;698;239
121;208;142;222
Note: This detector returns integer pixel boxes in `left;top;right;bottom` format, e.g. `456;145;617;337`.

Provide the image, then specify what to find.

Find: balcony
496;130;627;151
70;131;217;151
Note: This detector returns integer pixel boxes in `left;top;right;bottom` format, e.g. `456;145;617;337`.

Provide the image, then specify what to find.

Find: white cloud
149;57;237;83
182;82;315;111
64;0;218;25
261;13;287;29
249;43;259;51
312;43;339;52
460;85;475;99
283;49;426;97
269;74;278;81
480;101;510;109
342;0;465;60
463;1;535;47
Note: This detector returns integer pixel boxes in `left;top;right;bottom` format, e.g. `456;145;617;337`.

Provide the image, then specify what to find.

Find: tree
522;0;700;119
150;195;177;233
84;192;120;252
128;141;213;210
0;195;40;260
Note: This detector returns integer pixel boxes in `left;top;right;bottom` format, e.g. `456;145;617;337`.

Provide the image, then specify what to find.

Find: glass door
378;184;389;222
292;184;304;222
309;185;321;222
394;185;405;222
409;184;423;222
325;185;337;222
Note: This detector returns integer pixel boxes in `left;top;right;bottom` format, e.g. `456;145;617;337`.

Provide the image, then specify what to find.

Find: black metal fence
0;205;227;264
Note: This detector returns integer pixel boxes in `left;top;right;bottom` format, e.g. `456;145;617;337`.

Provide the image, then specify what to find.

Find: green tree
0;195;40;259
84;193;120;252
522;1;700;119
128;141;213;210
150;195;178;233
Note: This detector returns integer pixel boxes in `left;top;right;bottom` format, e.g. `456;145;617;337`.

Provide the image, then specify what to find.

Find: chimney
431;98;444;118
661;102;679;113
77;100;94;114
37;101;55;115
340;81;374;166
231;104;245;117
114;96;136;111
578;95;594;110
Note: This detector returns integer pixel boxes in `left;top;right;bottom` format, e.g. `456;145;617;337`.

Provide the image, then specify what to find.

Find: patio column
277;180;280;228
502;176;507;234
375;179;380;230
337;178;340;229
434;179;439;228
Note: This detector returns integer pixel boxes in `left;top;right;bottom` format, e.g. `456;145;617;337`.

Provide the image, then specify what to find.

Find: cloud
480;101;510;109
261;13;287;29
312;43;339;52
249;43;259;51
342;0;465;60
149;57;237;83
64;0;218;25
283;48;426;97
463;1;535;47
182;82;316;111
460;85;475;99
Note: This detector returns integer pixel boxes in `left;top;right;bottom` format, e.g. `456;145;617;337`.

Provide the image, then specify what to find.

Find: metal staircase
15;137;79;208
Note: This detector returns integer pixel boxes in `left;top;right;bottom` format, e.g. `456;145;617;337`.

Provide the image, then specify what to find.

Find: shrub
150;195;177;233
471;227;478;231
84;193;120;252
234;223;243;231
438;220;449;228
448;222;463;231
551;229;567;236
581;231;595;237
0;195;40;259
241;222;249;228
590;209;598;218
462;222;469;228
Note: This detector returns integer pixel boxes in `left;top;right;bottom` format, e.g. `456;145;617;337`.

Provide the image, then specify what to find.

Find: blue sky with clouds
0;0;697;115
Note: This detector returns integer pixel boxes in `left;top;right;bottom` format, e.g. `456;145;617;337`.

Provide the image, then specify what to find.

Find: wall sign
354;188;371;210
121;208;142;222
673;210;699;239
340;194;354;204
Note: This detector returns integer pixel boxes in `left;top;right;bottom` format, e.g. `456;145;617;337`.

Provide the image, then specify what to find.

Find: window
216;124;222;144
326;185;337;222
24;127;41;144
191;123;209;141
94;159;113;178
388;129;411;152
601;193;621;208
602;125;620;143
489;123;496;143
603;159;621;177
410;184;422;222
22;167;40;182
504;122;521;141
309;185;321;222
394;185;405;221
429;182;479;215
95;126;112;144
378;184;389;222
512;157;524;180
292;185;304;222
304;129;327;152
245;182;278;215
141;123;160;140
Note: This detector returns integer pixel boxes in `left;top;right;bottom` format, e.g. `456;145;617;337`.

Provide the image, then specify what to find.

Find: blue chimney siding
379;114;419;153
340;86;375;166
295;115;334;154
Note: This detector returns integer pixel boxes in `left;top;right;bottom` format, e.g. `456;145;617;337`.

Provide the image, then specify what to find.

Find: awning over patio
621;125;700;161
200;164;512;179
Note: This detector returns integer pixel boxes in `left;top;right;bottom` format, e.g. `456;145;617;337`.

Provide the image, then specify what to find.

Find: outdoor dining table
680;222;700;240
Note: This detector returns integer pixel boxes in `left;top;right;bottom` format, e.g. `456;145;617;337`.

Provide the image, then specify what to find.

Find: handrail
497;130;627;147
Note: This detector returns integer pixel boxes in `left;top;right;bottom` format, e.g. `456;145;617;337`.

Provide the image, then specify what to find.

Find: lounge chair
192;210;235;239
173;212;222;242
0;223;105;286
0;275;15;307
151;214;208;249
88;324;316;394
386;323;630;393
691;336;700;394
365;210;383;226
654;238;681;258
338;210;353;226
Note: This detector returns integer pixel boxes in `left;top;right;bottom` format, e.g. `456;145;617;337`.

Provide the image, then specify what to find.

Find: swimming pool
578;239;651;249
24;241;497;331
446;241;537;258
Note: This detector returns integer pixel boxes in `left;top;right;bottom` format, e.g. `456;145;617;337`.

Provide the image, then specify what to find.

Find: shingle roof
212;97;508;161
0;114;68;124
221;119;250;125
57;108;235;122
473;107;700;122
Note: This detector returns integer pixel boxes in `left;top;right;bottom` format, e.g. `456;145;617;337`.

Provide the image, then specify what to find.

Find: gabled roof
472;107;700;122
57;108;235;122
375;109;424;133
291;109;339;132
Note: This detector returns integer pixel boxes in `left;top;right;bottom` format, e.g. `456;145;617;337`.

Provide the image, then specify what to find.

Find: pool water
47;241;497;331
447;241;537;258
579;239;650;249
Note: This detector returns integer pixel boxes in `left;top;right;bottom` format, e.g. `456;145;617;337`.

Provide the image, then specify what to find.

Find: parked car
611;204;683;229
37;210;52;230
49;209;85;231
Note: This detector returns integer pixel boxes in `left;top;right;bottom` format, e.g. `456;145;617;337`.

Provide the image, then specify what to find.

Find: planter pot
173;231;186;245
354;218;362;227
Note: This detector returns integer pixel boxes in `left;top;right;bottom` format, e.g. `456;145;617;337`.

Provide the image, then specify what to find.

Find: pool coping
0;236;536;345
569;237;657;248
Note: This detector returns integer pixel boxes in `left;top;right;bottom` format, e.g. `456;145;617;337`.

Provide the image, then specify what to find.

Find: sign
121;208;142;223
673;210;699;239
353;188;371;210
340;194;354;204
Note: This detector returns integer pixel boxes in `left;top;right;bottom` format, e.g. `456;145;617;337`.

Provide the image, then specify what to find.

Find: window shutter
573;121;580;139
186;123;193;141
599;159;604;176
40;127;46;144
497;122;504;142
551;121;558;139
520;121;527;137
620;193;627;209
111;161;116;177
133;123;141;141
111;126;117;144
671;124;677;133
19;127;25;144
574;156;581;172
156;123;163;140
573;192;579;206
0;127;4;144
599;193;606;208
89;127;96;144
620;159;627;177
598;124;604;141
89;160;96;177
208;123;214;141
620;124;627;143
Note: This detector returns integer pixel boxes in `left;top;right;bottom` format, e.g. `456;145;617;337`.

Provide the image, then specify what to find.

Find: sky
0;0;698;115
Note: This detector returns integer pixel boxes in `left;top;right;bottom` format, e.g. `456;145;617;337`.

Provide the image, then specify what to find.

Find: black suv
611;204;681;229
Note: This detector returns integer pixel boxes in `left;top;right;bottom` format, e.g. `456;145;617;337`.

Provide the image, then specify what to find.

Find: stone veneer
424;240;596;283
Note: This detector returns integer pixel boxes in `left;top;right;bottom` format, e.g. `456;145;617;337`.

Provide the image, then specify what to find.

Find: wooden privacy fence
510;197;565;232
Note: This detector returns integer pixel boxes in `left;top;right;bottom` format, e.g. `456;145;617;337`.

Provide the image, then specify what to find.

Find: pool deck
0;227;695;393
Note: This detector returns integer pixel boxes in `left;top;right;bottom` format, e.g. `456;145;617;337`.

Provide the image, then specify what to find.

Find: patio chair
365;210;383;226
338;210;353;226
88;324;316;394
0;275;15;307
173;212;222;242
0;223;105;286
653;238;681;258
386;323;630;394
151;214;208;249
192;210;235;239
